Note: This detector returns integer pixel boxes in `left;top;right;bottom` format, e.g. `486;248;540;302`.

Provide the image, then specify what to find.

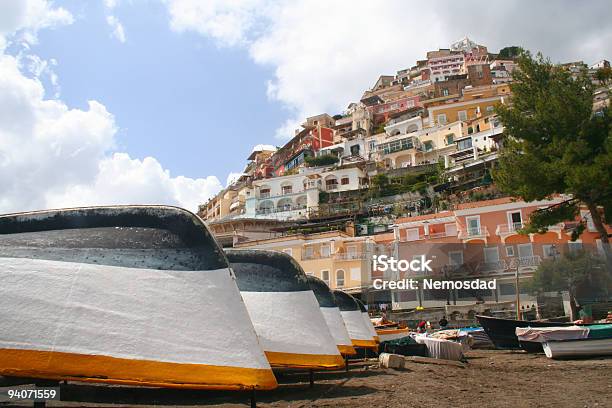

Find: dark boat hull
476;315;572;350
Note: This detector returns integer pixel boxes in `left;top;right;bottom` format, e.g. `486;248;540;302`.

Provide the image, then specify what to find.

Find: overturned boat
333;290;378;349
305;276;356;356
516;324;612;358
355;299;380;343
0;206;277;390
376;327;410;342
226;249;344;369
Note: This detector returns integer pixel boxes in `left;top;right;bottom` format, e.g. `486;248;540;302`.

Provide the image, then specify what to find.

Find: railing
301;253;331;261
333;253;366;260
255;205;307;215
458;226;489;239
496;222;524;235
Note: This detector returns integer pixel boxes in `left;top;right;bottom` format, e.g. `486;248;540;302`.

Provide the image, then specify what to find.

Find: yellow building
427;84;511;126
234;230;372;295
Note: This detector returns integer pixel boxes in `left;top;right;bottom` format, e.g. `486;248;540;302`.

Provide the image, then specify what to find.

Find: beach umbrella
355;298;381;343
226;249;344;369
305;275;356;355
333;290;378;349
0;206;277;390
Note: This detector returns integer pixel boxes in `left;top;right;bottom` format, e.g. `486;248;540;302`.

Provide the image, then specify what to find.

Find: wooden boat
376;327;410;342
476;315;573;350
0;206;277;390
226;249;344;369
543;338;612;359
305;276;356;355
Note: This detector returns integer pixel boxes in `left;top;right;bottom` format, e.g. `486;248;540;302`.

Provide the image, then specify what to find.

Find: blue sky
26;1;286;180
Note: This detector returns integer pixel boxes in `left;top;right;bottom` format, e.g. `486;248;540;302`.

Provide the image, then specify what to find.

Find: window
506;245;515;257
542;244;556;258
321;245;331;258
437;114;447;125
304;246;314;259
405;228;420;241
458;110;468;121
457;138;473;151
445;223;457;236
423;141;434;152
350;267;361;281
350;144;360;155
580;210;596;231
449;251;463;266
517;243;533;258
484;247;500;263
466;216;481;236
341;177;350;185
568;241;583;253
336;270;345;287
281;185;292;194
368;140;376;151
260;188;270;198
347;245;356;259
500;283;516;296
508;211;522;231
445;133;454;145
321;270;330;285
442;88;449;96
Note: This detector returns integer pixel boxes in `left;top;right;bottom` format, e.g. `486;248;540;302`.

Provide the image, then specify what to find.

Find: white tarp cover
515;326;590;343
362;312;379;340
240;291;342;364
341;310;376;342
415;336;464;361
0;257;275;389
320;307;353;349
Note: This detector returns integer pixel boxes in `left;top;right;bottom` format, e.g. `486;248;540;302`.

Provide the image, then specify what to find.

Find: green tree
529;251;608;319
595;66;612;86
497;46;521;60
493;51;612;270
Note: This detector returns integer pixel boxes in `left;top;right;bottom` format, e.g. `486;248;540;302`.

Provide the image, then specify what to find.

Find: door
466;216;480;236
508;211;522;231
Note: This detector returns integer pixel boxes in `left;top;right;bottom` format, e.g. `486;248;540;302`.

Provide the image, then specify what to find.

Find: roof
248;144;277;160
455;197;517;210
395;211;454;225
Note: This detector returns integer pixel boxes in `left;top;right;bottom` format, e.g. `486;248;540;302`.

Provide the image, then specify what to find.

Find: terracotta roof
395;211;454;224
455;197;518;210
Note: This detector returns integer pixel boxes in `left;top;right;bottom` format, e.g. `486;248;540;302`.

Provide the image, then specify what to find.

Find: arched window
258;200;273;214
336;269;345;287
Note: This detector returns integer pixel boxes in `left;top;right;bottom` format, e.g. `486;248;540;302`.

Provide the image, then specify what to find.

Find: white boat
543;338;612;359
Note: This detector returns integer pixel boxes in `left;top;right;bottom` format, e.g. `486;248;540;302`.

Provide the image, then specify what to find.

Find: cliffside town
197;37;612;321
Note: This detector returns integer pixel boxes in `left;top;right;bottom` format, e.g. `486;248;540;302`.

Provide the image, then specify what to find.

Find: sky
1;0;611;213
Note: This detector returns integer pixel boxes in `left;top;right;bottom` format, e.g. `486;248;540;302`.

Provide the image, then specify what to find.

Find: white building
243;166;368;221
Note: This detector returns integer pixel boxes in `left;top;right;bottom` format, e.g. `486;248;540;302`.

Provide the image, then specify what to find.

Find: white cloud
0;0;73;50
0;1;223;213
106;15;126;43
164;0;612;139
225;172;243;187
103;0;127;43
164;0;270;47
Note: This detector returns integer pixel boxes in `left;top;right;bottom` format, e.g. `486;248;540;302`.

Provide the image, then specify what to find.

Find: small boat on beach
476;315;573;350
543;338;612;359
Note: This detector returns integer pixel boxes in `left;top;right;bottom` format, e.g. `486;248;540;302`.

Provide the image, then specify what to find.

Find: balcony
458;226;489;241
333;252;367;261
301;252;331;261
255;205;307;215
496;222;524;235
